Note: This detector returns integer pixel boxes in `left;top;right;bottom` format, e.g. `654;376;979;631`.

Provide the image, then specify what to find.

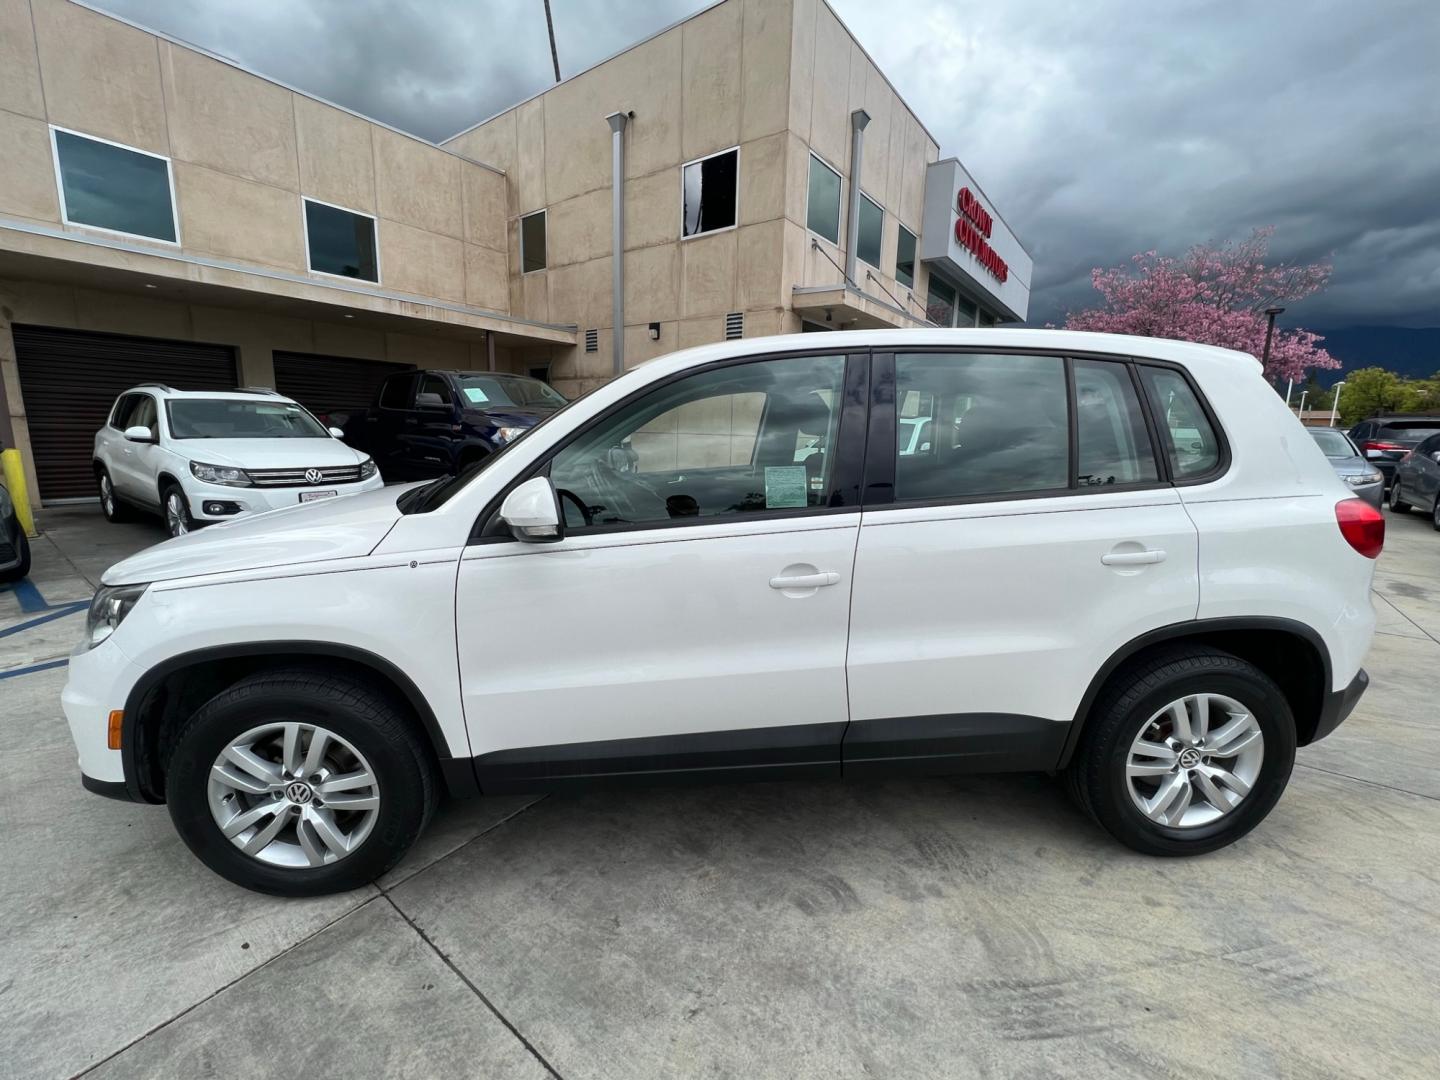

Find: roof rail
231;386;283;396
134;382;172;391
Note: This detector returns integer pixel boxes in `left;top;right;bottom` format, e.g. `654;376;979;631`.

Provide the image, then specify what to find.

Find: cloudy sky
92;0;1438;331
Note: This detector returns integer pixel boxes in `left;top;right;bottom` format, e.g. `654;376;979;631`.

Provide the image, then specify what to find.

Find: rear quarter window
1137;366;1222;480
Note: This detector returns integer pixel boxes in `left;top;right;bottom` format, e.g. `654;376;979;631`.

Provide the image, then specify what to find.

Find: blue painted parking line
0;657;69;680
2;578;51;612
0;600;89;640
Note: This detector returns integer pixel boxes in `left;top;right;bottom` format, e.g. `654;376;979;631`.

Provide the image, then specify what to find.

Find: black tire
1065;646;1296;856
1432;497;1440;532
166;668;439;896
0;528;29;583
97;466;132;523
1388;482;1411;514
161;481;193;538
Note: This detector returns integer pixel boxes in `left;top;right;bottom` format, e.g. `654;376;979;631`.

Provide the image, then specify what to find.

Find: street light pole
1329;381;1345;427
1262;305;1285;372
1297;389;1308;419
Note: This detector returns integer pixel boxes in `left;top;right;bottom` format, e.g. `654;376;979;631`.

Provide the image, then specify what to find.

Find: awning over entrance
790;284;934;332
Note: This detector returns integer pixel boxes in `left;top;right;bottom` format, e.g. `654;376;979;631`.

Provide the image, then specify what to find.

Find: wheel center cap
1179;748;1202;769
284;780;314;805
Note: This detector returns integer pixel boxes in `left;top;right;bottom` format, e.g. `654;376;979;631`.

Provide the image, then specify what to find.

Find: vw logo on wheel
304;468;324;485
1178;748;1203;769
285;781;314;804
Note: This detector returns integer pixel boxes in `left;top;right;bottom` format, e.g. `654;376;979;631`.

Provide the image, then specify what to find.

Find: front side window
682;148;738;237
550;354;847;530
1138;367;1221;479
895;225;916;288
110;394;139;429
1073;359;1159;487
52;128;176;243
379;374;415;410
806;154;841;244
521;210;546;273
856;194;883;268
166;399;327;439
128;395;158;433
893;353;1068;502
417;373;453;407
304;199;378;281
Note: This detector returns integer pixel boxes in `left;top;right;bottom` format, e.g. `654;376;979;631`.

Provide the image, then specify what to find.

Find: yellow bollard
1;447;37;538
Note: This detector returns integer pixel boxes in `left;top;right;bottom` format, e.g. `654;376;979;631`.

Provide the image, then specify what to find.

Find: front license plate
299;490;338;503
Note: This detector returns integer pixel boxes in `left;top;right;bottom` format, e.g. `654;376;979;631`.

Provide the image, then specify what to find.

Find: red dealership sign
954;187;1008;283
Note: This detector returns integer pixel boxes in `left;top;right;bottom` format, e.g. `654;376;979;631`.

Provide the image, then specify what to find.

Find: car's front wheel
1389;481;1411;514
166;669;438;895
1066;647;1295;855
97;467;131;523
162;483;193;538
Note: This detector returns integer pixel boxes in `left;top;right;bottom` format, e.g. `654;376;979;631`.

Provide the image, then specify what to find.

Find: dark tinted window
1074;359;1159;486
1138;367;1221;478
167;399;326;439
54;129;176;242
926;276;956;327
111;394;139;429
895;226;916;288
894;353;1068;501
551;355;847;529
418;373;453;405
304;200;378;281
1378;422;1440;444
521;211;546;272
857;194;883;267
806;155;841;243
682;149;738;237
379;374;414;409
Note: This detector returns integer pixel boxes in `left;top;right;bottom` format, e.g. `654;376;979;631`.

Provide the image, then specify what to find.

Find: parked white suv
63;330;1382;895
93;385;382;537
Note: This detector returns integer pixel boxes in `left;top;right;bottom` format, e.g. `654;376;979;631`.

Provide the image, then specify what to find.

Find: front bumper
62;635;146;798
1308;667;1368;745
184;473;384;522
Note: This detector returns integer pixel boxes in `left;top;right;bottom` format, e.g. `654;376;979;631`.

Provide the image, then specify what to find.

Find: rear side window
1074;359;1158;487
1137;367;1221;479
893;353;1068;501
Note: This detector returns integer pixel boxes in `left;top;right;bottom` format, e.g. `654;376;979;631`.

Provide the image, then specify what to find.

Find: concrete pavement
2;504;1438;1078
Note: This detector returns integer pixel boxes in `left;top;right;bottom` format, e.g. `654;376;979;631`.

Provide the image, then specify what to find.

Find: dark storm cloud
91;0;1437;330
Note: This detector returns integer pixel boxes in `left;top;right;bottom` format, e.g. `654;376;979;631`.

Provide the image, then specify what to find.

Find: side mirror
123;425;155;443
415;392;448;411
328;426;346;439
499;476;563;543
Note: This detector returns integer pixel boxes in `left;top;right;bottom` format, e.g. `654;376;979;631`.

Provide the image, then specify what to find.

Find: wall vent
724;312;744;340
584;329;599;352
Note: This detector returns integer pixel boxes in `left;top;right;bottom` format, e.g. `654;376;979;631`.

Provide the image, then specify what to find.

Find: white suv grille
248;465;363;488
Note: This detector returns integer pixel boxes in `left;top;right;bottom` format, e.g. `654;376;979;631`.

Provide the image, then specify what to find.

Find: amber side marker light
107;710;124;750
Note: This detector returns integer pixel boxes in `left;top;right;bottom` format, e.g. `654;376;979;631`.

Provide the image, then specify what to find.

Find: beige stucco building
0;0;1032;504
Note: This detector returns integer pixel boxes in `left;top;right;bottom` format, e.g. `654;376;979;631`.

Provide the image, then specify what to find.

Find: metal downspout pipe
843;109;870;287
606;111;629;375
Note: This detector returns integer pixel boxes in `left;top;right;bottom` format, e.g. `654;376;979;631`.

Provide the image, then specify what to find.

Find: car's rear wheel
1066;647;1295;855
97;467;131;523
1432;497;1440;531
166;669;438;895
1389;481;1411;513
162;483;193;538
0;529;29;583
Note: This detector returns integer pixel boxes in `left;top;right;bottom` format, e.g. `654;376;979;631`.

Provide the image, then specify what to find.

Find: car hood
171;437;366;469
101;483;409;586
464;405;556;427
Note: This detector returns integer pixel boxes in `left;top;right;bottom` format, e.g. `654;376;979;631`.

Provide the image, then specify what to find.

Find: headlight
495;425;529;445
358;457;378;480
82;583;148;651
1345;471;1383;486
190;461;253;487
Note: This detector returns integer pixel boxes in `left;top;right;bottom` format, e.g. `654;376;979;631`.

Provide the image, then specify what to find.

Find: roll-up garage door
12;325;239;501
272;352;414;426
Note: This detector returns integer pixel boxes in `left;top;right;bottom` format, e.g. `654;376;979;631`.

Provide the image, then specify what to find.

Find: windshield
1308;428;1356;457
1379;423;1440;445
166;399;329;439
453;375;567;410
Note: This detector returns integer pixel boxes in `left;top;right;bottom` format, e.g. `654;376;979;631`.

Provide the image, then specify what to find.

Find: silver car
1308;427;1383;508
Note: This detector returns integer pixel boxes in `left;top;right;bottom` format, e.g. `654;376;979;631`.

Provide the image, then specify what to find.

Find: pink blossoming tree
1064;228;1338;383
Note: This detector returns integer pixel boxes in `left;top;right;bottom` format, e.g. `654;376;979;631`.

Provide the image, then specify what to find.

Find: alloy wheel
165;491;189;536
100;474;115;516
1125;693;1265;828
207;722;381;868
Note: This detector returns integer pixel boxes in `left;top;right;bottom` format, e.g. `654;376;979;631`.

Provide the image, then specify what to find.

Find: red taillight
1361;440;1405;453
1336;498;1384;559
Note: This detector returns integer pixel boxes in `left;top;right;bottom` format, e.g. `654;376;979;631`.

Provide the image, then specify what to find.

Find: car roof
120;386;301;404
1368;415;1440;424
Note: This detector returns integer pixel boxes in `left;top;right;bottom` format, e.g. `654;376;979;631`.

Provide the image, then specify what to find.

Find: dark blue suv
345;370;566;480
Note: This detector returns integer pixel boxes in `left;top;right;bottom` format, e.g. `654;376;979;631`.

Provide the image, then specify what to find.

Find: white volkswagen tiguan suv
93;385;383;537
63;330;1381;895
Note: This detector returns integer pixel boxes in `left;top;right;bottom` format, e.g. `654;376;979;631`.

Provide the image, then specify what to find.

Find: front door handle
769;571;840;589
1101;549;1166;566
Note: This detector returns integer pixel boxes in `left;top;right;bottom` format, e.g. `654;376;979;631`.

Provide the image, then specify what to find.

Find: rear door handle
769;571;840;589
1101;549;1166;566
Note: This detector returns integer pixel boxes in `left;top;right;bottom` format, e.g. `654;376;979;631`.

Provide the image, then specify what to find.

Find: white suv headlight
190;461;254;487
82;583;148;651
358;456;378;480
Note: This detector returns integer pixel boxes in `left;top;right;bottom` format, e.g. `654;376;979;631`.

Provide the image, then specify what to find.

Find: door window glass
550;355;847;529
128;395;157;432
1138;367;1221;478
1074;359;1159;486
111;394;138;429
893;353;1067;501
417;374;452;406
379;374;414;409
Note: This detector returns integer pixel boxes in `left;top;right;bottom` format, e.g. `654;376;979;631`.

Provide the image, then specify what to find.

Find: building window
303;198;378;282
857;193;883;268
521;210;547;273
50;127;177;243
895;225;916;288
806;154;841;244
926;275;956;327
682;147;739;238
